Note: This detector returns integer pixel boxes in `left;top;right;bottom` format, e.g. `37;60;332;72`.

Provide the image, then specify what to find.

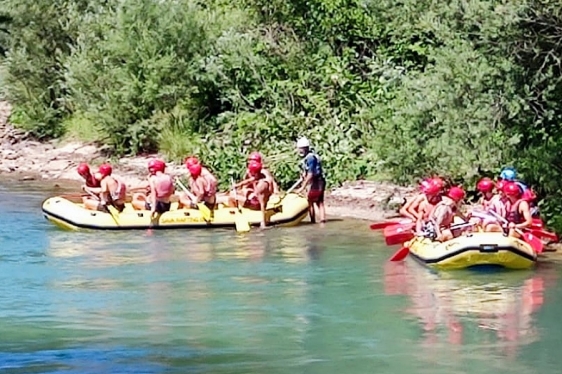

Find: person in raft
243;152;280;195
405;177;444;224
179;156;218;210
413;178;445;233
232;160;273;228
468;177;505;232
419;186;466;242
132;159;175;218
83;163;127;212
498;166;540;218
77;163;101;193
502;182;533;238
294;137;326;224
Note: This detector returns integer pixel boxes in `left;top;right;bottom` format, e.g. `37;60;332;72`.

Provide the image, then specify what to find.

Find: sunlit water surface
0;181;561;373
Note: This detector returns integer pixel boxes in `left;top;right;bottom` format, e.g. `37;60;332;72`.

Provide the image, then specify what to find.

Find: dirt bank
0;101;414;222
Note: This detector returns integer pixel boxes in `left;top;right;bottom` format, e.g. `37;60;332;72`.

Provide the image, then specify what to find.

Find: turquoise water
1;181;561;373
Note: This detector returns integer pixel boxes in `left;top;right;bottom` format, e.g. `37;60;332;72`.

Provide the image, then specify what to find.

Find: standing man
295;136;326;224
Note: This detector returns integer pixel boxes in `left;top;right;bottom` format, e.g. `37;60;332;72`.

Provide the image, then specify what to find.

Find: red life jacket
85;175;100;188
506;200;523;224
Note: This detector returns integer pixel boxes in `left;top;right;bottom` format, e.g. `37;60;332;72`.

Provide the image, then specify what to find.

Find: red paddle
489;211;543;254
370;218;412;230
389;246;410;261
529;228;558;243
384;222;474;246
520;231;544;254
385;224;416;246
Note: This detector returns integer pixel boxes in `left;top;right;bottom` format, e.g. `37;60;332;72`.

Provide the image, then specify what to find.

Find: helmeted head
98;163;113;178
77;163;91;178
447;186;466;203
296;137;310;156
248;160;262;176
476;177;495;194
420;178;443;196
495;180;507;194
148;159;166;175
188;163;202;177
184;156;199;168
503;182;522;199
248;152;262;163
499;167;517;181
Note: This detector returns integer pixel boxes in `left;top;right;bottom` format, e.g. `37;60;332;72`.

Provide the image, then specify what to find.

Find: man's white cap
296;137;310;148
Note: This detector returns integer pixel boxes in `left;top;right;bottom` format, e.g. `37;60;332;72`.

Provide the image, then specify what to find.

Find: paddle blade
530;229;558;243
370;221;399;230
371;219;413;230
383;223;415;246
523;232;543;254
234;213;251;233
389;247;409;261
385;232;414;246
106;206;121;226
531;218;544;230
197;203;212;222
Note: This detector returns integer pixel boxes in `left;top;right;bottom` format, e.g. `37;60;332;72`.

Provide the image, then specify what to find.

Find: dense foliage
1;0;562;230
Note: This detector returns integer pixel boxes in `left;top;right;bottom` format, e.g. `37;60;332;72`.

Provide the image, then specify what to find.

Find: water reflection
384;261;557;358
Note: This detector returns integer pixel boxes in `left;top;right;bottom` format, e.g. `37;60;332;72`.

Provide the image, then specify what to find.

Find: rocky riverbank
0;101;413;222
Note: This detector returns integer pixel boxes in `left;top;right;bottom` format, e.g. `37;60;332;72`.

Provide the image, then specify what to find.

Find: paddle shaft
175;179;197;203
285;178;303;196
488;210;526;236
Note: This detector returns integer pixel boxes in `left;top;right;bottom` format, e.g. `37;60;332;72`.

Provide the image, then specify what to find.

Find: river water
1;181;561;373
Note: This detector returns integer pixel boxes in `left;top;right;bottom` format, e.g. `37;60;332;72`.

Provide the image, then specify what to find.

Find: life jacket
85;175;100;188
506;200;524;224
250;171;273;194
153;173;174;199
428;200;455;228
301;152;323;178
420;195;442;220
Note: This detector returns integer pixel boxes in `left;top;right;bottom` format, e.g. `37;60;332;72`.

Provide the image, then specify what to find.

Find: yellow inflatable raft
405;232;537;270
41;193;309;231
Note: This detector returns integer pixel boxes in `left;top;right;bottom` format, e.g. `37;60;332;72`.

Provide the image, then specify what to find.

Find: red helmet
248;152;262;163
420;178;441;195
496;180;507;192
503;182;521;197
148;159;166;173
248;160;262;175
98;163;113;177
447;186;465;202
522;189;537;202
77;163;90;176
476;177;495;193
188;163;202;177
431;177;445;190
185;156;199;168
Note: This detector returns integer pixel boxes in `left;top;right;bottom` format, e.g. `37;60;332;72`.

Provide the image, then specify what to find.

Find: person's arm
405;195;424;220
263;169;279;194
99;179;109;205
149;176;157;214
83;184;102;194
514;201;532;229
297;155;314;193
235;177;255;189
432;205;447;239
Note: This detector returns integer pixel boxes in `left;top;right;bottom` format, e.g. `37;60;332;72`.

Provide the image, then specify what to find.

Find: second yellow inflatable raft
405;232;537;270
42;193;309;231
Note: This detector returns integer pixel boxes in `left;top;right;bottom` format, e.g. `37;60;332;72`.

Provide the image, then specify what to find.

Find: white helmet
296;137;310;148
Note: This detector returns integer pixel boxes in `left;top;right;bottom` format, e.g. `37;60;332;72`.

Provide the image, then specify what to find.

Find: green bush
2;0;562;232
